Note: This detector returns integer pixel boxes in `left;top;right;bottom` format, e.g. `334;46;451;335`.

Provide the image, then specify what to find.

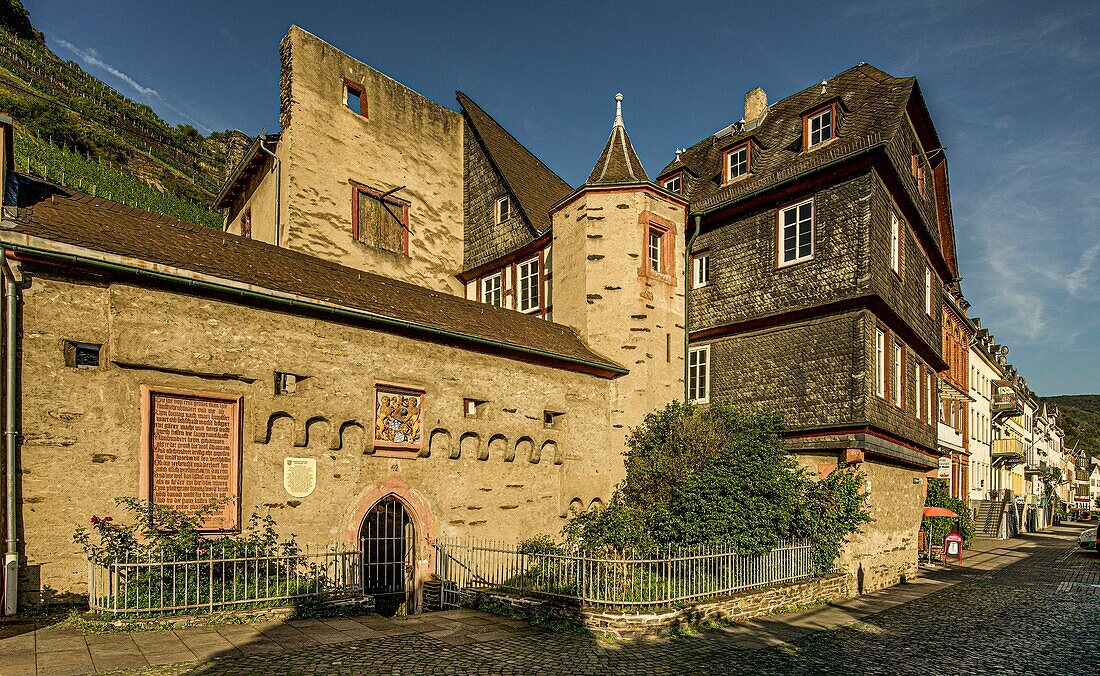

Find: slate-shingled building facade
1;29;956;611
657;65;956;590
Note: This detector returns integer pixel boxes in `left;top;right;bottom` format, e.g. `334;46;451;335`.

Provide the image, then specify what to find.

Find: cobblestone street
3;524;1097;675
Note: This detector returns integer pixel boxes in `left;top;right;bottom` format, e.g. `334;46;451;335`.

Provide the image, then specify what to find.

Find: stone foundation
458;573;850;639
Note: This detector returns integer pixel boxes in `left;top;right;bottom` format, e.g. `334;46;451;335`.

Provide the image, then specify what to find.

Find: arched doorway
359;496;416;616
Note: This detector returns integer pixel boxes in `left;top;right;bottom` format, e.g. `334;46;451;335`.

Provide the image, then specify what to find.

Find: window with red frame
723;143;750;182
911;145;926;195
353;185;408;255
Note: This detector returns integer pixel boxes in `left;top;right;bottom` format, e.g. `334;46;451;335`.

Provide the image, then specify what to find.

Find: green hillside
0;0;242;228
1047;395;1100;459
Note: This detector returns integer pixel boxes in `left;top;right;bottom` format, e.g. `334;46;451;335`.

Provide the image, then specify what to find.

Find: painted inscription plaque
283;457;317;498
141;387;241;531
373;384;424;455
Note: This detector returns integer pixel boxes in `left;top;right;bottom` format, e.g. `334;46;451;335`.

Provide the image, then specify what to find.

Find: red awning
923;507;959;518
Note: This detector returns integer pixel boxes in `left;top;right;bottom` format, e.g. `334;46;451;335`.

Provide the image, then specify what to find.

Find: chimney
744;87;767;126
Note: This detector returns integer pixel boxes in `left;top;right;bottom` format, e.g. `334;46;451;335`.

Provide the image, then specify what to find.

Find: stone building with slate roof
0;26;969;611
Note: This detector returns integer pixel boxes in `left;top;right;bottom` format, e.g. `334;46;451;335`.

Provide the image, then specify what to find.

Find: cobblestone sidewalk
2;522;1097;675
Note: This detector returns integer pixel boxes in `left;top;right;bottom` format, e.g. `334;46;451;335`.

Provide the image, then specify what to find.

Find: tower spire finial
614;93;624;128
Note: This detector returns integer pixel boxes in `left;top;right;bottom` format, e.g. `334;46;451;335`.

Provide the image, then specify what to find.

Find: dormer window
662;174;682;194
804;106;834;149
495;196;512;224
344;81;365;117
723;143;750;183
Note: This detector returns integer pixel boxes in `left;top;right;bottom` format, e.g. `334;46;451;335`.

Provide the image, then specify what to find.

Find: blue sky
24;0;1100;396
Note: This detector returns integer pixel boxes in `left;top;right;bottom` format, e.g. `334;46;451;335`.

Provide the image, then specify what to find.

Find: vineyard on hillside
0;0;243;229
15;134;224;229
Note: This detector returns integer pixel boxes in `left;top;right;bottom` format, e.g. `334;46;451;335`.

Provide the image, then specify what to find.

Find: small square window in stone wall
64;340;101;368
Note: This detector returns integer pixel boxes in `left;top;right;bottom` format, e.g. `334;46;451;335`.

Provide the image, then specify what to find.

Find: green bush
75;498;324;615
562;401;872;575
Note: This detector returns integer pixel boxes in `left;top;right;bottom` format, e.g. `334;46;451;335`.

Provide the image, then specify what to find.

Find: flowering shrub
76;498;318;615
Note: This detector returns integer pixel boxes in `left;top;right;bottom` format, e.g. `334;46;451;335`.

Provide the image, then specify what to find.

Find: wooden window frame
480;271;503;307
662;172;683;194
343;80;367;118
892;341;904;409
890;212;903;277
803;103;837;150
495;195;511;224
351;180;410;256
638;212;677;284
688;345;711;403
925;267;933;317
517;256;541;314
692;252;711;288
875;327;886;399
776;197;815;268
722;142;751;183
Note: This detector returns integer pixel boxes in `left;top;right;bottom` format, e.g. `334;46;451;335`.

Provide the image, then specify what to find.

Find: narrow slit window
693;253;710;288
892;343;904;408
891;212;902;276
875;329;885;398
495;196;511;224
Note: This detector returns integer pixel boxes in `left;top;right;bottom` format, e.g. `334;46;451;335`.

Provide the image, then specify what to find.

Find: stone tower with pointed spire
552;94;688;479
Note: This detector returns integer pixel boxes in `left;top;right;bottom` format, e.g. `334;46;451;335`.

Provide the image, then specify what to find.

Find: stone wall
458;573;850;639
552;186;687;458
16;268;619;603
276;26;465;295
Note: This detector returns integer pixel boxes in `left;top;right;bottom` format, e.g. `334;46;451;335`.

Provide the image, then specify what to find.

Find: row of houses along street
0;24;1095;666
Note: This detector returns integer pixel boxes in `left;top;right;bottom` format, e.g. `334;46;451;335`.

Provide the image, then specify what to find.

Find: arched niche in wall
338;421;367;453
263;412;295;445
298;416;331;448
542;440;561;465
516;437;535;464
428;428;452;458
488;434;508;462
459;432;481;460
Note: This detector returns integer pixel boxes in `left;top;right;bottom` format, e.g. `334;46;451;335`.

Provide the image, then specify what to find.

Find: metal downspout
2;255;17;615
684;215;701;401
255;138;281;247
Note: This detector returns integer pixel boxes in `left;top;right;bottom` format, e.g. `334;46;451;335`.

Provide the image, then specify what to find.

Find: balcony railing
992;382;1024;416
992;438;1026;462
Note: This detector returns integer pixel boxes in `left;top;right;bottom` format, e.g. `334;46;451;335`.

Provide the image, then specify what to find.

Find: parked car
1080;526;1098;551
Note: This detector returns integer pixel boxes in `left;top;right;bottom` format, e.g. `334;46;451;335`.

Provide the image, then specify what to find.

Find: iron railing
88;544;364;615
434;537;820;611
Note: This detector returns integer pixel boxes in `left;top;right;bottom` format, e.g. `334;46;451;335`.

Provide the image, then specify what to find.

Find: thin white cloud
54;39;158;97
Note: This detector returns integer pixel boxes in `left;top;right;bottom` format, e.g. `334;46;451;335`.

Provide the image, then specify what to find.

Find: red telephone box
944;532;964;563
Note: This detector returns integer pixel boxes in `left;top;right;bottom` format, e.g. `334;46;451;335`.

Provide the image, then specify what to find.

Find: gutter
693;140;888;220
684;215;700;401
0;237;626;379
2;254;17;615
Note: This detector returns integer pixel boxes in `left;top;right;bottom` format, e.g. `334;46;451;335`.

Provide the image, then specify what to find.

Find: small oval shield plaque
283;457;317;498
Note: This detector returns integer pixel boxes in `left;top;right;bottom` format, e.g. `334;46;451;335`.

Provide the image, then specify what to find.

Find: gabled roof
586;94;648;185
659;64;919;213
456;91;571;235
3;175;625;378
